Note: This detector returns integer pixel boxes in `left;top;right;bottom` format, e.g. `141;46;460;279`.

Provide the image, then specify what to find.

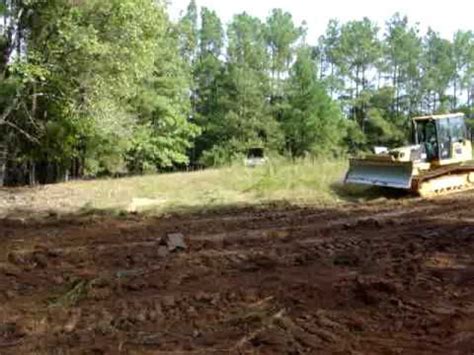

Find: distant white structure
374;147;389;155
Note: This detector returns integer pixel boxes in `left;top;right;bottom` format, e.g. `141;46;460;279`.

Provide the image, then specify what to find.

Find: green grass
2;158;381;217
79;158;350;213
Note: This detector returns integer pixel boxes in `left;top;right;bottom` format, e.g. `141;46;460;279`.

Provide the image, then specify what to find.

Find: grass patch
82;158;350;212
0;158;388;217
50;279;90;308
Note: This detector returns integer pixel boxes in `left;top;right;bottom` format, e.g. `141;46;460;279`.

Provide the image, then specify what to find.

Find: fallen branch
233;309;286;350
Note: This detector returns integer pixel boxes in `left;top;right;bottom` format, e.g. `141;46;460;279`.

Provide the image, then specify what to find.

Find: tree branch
0;96;19;125
3;120;40;144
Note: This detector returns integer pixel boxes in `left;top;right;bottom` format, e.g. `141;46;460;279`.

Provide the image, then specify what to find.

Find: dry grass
0;158;372;217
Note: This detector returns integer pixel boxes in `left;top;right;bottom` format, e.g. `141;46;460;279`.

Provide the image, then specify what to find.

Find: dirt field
0;193;473;354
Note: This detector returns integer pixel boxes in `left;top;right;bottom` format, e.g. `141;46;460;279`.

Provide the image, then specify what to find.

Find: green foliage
198;12;284;165
265;9;302;85
319;19;345;96
362;87;406;147
338;18;381;90
1;0;198;181
422;29;456;112
282;47;346;157
179;0;199;65
127;17;200;173
199;139;246;167
319;13;473;150
1;1;473;185
453;30;474;108
383;13;423;115
193;7;226;159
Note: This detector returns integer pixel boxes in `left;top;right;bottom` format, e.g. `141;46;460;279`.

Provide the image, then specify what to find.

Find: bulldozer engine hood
388;145;424;162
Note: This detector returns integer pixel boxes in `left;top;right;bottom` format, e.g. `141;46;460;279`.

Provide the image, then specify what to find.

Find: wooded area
0;0;473;185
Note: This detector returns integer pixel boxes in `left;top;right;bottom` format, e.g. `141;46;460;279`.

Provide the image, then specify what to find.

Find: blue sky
168;0;473;40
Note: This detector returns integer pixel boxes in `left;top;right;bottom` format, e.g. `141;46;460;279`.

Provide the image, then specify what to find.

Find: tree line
0;0;473;185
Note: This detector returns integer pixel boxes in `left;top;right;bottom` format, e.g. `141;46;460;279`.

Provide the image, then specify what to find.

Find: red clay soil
0;196;473;354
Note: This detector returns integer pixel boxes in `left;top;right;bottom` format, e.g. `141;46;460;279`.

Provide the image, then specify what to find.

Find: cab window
417;120;437;144
449;116;466;142
437;118;451;159
416;120;438;161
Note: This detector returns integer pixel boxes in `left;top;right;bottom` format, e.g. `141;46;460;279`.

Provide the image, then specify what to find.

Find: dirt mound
0;194;473;354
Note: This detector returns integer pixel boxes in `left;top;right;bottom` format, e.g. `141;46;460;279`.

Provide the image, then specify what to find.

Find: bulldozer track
413;164;474;197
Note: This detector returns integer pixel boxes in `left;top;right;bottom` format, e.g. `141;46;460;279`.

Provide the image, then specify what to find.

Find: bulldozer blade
345;159;414;189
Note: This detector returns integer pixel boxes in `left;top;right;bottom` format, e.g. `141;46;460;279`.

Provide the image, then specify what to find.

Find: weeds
1;158;391;218
50;279;90;308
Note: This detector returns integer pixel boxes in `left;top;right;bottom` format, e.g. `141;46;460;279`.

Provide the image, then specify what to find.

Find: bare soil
0;194;473;354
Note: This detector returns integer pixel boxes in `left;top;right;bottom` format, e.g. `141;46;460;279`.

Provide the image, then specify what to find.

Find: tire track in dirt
0;200;448;256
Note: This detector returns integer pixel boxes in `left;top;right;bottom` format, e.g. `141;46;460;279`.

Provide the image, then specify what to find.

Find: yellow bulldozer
345;113;474;197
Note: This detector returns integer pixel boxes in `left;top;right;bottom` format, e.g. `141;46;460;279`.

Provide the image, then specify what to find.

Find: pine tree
452;30;474;110
193;7;225;161
265;9;302;97
338;18;382;127
200;13;283;165
422;29;456;113
282;46;345;157
383;13;423;116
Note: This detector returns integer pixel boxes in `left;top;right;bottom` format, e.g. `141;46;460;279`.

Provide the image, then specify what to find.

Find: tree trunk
453;78;457;111
355;66;360;99
319;53;324;81
28;160;36;186
330;63;335;98
392;65;398;115
0;144;6;187
396;66;401;116
469;86;473;111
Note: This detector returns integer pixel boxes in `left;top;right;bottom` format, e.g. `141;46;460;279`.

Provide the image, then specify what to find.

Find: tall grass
78;157;349;213
3;158;355;216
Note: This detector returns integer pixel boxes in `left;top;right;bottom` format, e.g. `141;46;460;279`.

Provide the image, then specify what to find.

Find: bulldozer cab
413;113;471;165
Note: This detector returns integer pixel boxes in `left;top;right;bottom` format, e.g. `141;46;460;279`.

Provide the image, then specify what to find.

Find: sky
168;0;473;41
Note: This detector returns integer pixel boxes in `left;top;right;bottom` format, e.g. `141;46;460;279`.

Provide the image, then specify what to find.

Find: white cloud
168;0;473;40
